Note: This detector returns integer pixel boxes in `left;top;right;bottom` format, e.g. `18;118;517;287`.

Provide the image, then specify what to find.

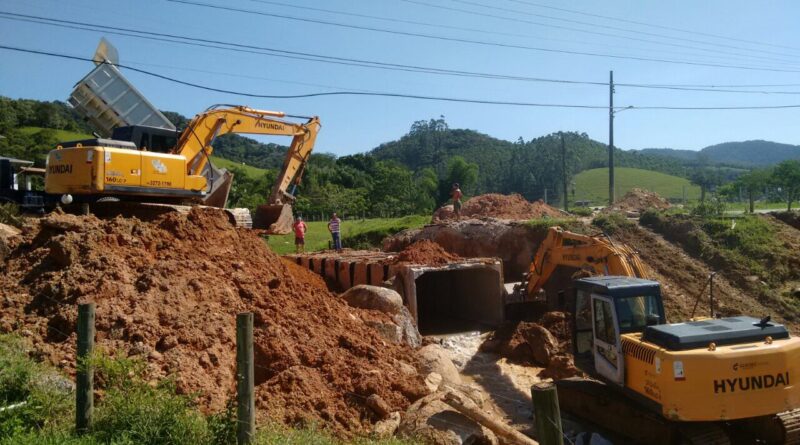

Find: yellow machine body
46;146;205;198
622;332;800;421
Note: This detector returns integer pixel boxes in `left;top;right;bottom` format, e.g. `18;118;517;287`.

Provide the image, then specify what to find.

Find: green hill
573;167;701;205
209;155;270;179
18;126;92;141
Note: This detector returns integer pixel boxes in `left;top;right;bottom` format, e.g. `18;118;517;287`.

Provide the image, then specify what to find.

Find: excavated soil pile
604;188;671;214
0;209;426;435
432;193;565;222
771;211;800;231
480;312;581;380
394;240;461;266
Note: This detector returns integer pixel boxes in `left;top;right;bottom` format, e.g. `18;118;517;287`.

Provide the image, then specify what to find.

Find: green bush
0;340;420;445
0;203;21;228
569;206;593;217
591;213;632;235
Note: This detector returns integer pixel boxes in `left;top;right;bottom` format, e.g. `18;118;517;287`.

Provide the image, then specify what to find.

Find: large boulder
398;391;498;445
342;285;404;314
417;344;462;387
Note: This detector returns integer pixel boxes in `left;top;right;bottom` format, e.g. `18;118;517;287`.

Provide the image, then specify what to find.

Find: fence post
76;303;95;434
532;381;563;445
237;313;255;444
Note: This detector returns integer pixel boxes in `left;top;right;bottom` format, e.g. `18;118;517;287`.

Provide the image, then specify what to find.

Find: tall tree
690;168;722;203
772;160;800;211
734;169;770;213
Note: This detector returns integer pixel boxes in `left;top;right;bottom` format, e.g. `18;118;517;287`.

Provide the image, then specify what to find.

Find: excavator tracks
778;409;800;445
679;423;730;445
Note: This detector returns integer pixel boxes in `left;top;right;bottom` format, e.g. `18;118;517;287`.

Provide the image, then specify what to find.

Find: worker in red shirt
293;216;307;254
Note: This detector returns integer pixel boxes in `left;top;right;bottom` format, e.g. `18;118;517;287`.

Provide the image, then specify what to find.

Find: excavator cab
573;276;666;384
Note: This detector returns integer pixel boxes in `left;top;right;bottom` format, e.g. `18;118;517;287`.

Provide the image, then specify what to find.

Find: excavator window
615;295;662;333
594;299;616;344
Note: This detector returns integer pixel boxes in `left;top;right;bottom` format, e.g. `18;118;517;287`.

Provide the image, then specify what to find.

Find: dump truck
45;39;319;232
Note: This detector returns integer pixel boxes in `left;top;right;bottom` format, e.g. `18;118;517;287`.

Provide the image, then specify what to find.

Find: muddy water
435;330;542;434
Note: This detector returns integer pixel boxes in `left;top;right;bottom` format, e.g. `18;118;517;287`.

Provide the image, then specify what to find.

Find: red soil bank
0;209;425;435
395;240;462;266
433;193;565;221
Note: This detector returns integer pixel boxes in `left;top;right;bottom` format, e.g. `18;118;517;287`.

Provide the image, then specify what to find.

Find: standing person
451;183;463;219
328;212;342;252
293;216;307;254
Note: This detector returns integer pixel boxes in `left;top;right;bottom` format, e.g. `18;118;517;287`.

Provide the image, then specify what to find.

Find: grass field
573;167;701;205
18;126;91;141
209;156;270;179
267;215;429;254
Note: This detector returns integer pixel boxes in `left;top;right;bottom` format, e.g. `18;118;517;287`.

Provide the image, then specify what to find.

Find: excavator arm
525;226;648;297
175;105;320;232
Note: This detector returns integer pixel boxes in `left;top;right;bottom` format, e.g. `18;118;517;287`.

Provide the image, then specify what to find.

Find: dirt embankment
433;193;566;222
613;221;800;332
394;239;461;266
604;188;671;214
0;209;426;435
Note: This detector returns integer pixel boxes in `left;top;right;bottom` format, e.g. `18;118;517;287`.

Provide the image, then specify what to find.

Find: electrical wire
165;0;800;74
446;0;800;62
502;0;800;53
243;0;795;68
5;44;800;111
5;11;800;96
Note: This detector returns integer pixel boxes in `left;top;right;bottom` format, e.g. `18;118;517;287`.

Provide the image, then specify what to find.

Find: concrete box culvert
286;252;505;336
392;261;504;336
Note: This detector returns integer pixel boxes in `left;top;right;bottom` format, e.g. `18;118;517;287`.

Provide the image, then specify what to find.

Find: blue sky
2;0;800;156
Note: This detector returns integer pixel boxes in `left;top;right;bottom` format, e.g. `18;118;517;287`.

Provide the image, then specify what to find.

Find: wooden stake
236;312;255;444
532;382;564;445
76;303;95;434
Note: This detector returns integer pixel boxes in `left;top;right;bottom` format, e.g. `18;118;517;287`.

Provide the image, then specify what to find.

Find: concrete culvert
401;264;504;336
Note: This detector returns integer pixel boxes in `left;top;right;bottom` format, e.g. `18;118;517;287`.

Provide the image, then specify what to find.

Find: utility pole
561;132;568;212
609;70;615;206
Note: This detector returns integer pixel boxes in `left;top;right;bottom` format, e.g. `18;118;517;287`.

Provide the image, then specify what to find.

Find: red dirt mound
395;240;461;266
0;208;426;435
605;188;670;214
432;193;565;222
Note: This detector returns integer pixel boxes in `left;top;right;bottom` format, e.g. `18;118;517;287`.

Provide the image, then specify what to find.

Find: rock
366;394;392;419
0;223;20;239
392;306;422;348
148;350;163;361
522;323;559;366
373;411;401;438
398;391;498;445
417;345;462;386
341;285;404;314
539;354;582;380
396;360;418;377
365;319;404;344
424;372;443;393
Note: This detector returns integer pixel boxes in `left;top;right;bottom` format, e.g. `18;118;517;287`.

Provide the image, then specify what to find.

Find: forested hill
370;118;689;198
638;140;800;167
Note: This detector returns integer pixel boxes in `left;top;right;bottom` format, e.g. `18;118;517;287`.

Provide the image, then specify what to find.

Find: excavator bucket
253;204;294;233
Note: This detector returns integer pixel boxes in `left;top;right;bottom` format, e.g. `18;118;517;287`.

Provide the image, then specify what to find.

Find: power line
0;12;608;85
5;44;800;110
0;45;610;108
244;0;796;68
400;0;800;68
447;0;800;62
502;0;800;53
166;0;800;74
5;11;800;96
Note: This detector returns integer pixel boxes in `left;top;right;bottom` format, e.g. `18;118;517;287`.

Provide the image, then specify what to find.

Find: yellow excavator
513;227;800;444
45;105;320;232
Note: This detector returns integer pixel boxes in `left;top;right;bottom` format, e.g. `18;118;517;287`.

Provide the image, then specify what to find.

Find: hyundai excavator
43;39;319;232
45;105;319;232
510;227;800;444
